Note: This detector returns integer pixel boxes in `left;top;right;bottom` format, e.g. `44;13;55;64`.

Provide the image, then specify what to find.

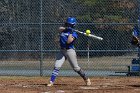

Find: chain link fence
0;0;140;76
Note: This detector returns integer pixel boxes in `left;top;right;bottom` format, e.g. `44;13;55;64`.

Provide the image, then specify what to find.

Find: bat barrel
75;30;103;40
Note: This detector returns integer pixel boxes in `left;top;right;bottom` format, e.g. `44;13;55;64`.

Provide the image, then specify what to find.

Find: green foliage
82;0;97;6
104;15;123;22
74;0;136;24
77;15;93;22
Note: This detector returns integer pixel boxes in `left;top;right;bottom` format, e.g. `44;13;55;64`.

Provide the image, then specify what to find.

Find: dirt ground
0;76;140;93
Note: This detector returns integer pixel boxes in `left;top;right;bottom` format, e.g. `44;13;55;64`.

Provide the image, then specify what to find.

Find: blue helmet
66;17;77;25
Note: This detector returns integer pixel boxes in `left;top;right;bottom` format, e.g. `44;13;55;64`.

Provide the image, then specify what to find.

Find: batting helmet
65;17;76;28
66;17;76;25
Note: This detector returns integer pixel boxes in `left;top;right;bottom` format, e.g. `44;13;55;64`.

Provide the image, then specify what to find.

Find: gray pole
87;38;90;68
40;0;43;76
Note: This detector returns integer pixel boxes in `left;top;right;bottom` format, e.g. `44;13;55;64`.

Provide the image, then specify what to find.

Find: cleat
85;78;91;86
47;81;53;87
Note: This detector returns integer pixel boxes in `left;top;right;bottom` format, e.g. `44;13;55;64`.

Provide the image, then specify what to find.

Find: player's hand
59;27;65;32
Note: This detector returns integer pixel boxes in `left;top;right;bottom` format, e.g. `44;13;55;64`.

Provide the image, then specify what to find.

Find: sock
77;69;87;80
50;68;59;83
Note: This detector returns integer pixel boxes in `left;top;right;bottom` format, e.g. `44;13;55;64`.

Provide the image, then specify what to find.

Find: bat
74;29;103;40
59;27;103;40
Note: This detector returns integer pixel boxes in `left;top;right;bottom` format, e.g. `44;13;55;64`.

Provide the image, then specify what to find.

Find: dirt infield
0;76;140;93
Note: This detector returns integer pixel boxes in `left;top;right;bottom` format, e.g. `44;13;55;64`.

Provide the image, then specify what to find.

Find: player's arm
131;25;140;47
67;34;74;44
131;35;140;46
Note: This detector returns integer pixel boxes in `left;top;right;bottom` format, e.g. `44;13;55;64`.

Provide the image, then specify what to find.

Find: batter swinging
47;17;91;86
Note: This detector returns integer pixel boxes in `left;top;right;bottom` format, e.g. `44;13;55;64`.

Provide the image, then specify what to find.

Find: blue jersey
59;27;78;49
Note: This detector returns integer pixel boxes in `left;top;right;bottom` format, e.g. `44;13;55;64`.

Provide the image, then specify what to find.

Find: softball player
47;17;91;86
131;25;140;58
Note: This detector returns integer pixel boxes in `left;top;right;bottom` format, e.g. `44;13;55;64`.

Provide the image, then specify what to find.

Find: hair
64;23;75;28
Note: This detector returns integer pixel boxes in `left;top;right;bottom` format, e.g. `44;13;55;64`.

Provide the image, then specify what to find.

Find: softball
86;30;91;35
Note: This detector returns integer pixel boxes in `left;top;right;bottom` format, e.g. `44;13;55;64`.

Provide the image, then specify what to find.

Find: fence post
87;38;90;68
40;0;43;76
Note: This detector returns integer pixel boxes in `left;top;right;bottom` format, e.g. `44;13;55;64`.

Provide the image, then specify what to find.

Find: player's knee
73;67;81;72
54;67;61;70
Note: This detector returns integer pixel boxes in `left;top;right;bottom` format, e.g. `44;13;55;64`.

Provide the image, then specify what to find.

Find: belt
61;48;71;50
